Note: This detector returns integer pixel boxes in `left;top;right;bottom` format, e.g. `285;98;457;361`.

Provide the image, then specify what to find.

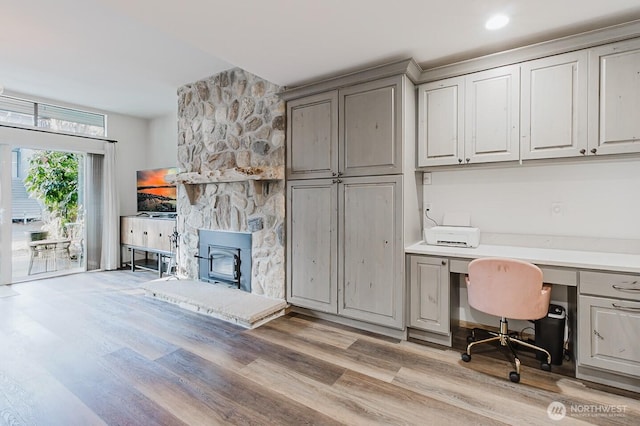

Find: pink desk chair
461;257;553;383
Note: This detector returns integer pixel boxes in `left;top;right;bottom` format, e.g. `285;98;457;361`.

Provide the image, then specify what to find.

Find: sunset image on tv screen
136;167;177;213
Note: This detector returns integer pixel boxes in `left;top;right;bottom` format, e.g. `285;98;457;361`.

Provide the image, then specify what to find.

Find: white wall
426;157;639;334
110;111;178;216
148;110;178;168
106;113;150;216
423;157;640;242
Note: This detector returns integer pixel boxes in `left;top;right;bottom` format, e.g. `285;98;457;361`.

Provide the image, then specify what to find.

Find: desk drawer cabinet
578;271;640;378
408;255;450;336
580;271;640;301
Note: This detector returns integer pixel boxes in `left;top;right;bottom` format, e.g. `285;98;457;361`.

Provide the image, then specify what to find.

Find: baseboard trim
290;307;407;340
576;364;640;394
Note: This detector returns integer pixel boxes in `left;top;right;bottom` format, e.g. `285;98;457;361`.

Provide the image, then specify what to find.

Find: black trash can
534;304;566;365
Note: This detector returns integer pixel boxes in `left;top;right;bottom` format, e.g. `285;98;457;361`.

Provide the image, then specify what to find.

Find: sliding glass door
0;145;11;284
0;146;87;283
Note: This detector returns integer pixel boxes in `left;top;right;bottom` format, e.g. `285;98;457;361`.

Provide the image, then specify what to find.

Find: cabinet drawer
580;271;640;301
578;295;640;377
449;259;577;286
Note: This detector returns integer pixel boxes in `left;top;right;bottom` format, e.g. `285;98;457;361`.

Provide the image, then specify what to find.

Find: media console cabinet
120;216;176;277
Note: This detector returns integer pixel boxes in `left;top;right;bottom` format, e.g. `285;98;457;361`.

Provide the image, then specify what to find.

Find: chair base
461;318;552;383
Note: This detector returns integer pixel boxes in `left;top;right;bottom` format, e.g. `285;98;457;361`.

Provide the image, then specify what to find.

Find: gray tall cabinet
284;61;421;333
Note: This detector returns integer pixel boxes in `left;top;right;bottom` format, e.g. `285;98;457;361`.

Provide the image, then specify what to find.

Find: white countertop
405;242;640;274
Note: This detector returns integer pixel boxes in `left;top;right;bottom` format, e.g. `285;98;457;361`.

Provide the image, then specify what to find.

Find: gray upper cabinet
339;76;403;176
465;65;520;164
521;51;589;159
588;38;640;156
287;76;403;178
417;65;520;166
286;91;338;179
418;36;640;165
417;77;465;167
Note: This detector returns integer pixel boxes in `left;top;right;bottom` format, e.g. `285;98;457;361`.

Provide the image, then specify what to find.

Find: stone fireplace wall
176;68;285;299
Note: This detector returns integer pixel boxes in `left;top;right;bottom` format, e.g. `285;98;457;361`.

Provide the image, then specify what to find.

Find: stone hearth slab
141;279;287;329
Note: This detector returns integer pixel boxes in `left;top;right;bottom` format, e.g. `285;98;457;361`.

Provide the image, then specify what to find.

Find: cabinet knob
458;158;463;164
590;148;597;154
332;179;342;184
338;172;343;177
332;172;337;177
130;230;133;233
579;149;586;155
465;158;470;163
441;260;447;266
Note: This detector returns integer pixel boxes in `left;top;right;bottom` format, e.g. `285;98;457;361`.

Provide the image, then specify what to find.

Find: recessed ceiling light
485;14;510;30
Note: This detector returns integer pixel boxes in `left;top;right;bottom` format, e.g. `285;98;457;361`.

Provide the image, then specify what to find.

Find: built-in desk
405;242;640;393
405;242;640;274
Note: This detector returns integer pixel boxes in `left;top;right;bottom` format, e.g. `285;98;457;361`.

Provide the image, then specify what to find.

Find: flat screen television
136;167;178;215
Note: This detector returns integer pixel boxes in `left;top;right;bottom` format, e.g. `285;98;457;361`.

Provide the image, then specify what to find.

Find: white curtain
100;142;119;270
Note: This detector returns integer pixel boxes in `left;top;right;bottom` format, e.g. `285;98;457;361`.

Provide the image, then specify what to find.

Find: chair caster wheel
509;371;520;383
466;335;475;344
461;353;471;362
541;362;551;372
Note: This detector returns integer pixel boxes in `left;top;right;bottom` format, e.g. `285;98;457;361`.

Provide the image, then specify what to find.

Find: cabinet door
521;51;588;159
588;39;640;155
338;175;403;328
417;77;465;166
120;216;135;245
578;295;640;377
465;65;520;163
287;180;338;313
339;76;403;176
121;217;146;247
146;219;174;252
286;91;338;179
409;256;450;335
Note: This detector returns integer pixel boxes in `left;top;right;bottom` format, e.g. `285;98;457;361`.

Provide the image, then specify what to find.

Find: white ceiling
2;0;640;119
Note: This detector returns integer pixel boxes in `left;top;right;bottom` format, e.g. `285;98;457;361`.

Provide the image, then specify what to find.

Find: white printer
424;226;480;248
424;211;480;248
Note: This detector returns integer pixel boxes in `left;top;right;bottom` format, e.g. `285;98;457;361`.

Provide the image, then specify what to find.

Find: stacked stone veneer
176;68;285;299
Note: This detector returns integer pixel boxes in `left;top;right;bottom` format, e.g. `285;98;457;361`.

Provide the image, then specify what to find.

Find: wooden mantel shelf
165;167;284;205
165;166;284;185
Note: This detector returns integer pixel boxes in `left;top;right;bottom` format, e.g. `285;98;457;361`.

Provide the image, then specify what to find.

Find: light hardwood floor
0;270;638;425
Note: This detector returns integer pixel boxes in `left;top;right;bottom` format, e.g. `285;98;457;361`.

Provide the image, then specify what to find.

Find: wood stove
197;230;251;292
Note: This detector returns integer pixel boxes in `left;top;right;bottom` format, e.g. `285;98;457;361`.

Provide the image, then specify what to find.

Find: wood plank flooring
0;270;638;425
